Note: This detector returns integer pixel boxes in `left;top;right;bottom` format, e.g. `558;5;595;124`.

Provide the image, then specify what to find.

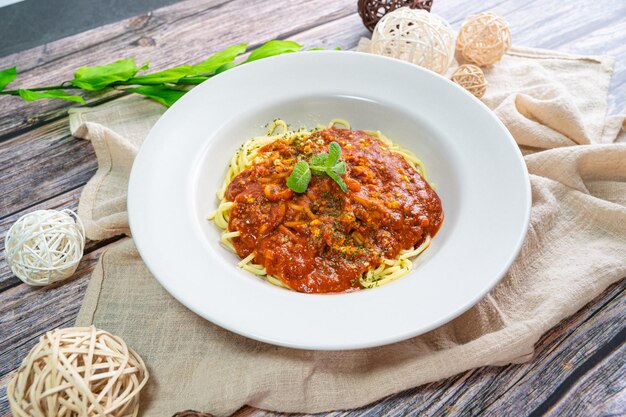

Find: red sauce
226;129;443;293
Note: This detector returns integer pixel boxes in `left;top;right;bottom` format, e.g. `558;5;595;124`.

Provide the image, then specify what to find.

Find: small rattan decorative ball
8;326;149;417
358;0;433;31
451;64;487;98
371;8;455;75
456;12;511;66
5;209;85;286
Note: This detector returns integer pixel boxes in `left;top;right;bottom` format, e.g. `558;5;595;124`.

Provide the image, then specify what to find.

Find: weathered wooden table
1;1;624;416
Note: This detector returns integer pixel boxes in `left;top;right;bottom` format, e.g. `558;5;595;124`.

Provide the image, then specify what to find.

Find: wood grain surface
0;0;624;416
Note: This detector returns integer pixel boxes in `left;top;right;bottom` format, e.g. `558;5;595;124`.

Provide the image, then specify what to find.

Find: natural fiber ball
456;12;511;66
5;209;85;286
451;64;487;98
358;0;433;32
8;326;149;417
371;8;455;75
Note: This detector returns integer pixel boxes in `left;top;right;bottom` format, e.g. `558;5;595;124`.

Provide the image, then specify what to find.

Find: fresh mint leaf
71;59;148;90
193;44;247;74
309;153;329;173
126;65;194;85
18;89;85;103
124;85;186;107
244;40;302;63
327;141;341;169
327;170;347;192
0;67;17;90
286;160;311;193
331;161;346;175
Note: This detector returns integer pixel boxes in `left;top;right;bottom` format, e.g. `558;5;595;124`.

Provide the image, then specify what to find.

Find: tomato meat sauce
226;128;443;293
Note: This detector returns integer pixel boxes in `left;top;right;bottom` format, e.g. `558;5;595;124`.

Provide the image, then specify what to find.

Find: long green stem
0;84;72;95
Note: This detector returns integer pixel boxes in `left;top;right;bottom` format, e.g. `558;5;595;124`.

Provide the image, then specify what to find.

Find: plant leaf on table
0;66;17;90
0;39;329;107
124;85;187;107
70;59;148;90
18;89;86;103
244;40;303;63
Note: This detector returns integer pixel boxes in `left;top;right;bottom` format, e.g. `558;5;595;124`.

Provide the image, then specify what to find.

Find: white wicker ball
370;7;455;75
5;209;85;286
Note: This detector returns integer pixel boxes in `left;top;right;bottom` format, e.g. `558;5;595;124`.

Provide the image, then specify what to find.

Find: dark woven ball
172;411;214;417
358;0;433;31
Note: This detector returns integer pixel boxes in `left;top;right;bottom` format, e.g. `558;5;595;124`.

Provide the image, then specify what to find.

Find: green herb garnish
286;160;311;193
0;40;330;107
286;141;348;193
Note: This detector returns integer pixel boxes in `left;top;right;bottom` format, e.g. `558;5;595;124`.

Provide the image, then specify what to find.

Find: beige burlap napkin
70;46;626;417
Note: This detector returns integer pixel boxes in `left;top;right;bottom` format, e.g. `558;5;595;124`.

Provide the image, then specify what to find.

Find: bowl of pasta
128;51;530;350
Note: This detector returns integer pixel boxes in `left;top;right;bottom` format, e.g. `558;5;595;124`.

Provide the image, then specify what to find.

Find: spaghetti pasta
208;119;442;292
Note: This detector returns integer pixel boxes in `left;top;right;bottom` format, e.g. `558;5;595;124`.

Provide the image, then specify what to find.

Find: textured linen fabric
71;46;626;417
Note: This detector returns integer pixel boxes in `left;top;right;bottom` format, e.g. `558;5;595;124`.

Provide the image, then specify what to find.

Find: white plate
128;51;530;350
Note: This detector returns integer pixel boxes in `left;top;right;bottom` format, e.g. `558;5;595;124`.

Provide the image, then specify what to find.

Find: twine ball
5;209;85;286
456;12;511;66
451;64;487;98
8;326;149;417
358;0;433;32
371;7;455;75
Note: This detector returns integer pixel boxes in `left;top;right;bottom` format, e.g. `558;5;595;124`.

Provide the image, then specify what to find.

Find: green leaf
215;62;235;74
124;85;187;107
327;170;347;193
0;67;17;90
286;161;311;193
331;161;346;175
177;76;210;85
17;89;85;103
71;59;147;91
309;153;329;173
126;65;194;85
244;40;303;63
193;44;247;74
327;141;341;169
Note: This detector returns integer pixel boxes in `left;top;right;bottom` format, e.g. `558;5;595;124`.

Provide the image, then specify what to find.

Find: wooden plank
232;281;625;417
0;246;107;362
0;0;358;136
0;118;95;219
544;337;626;416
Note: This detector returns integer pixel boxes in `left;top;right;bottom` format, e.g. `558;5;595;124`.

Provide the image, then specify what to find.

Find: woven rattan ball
451;64;487;98
8;326;149;417
456;12;511;66
371;7;455;75
5;209;85;286
358;0;433;31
